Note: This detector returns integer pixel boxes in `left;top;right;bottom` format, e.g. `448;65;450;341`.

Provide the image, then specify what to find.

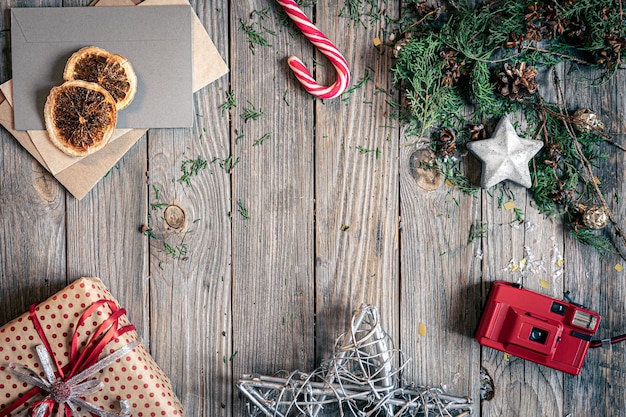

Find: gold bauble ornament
582;205;609;229
572;108;604;133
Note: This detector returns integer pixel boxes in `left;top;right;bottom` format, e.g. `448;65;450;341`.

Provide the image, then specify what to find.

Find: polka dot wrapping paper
0;277;185;417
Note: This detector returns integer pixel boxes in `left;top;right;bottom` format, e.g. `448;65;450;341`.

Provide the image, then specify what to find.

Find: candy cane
277;0;351;99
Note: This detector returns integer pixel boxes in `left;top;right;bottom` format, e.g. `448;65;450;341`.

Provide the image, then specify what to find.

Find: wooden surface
1;1;625;416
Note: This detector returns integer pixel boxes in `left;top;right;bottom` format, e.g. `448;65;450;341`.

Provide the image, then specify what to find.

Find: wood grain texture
399;145;481;399
146;101;232;417
562;66;626;417
314;1;401;365
0;0;67;330
2;1;626;416
229;5;315;414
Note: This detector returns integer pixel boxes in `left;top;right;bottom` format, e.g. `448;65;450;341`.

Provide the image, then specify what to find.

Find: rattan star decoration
238;305;473;417
466;116;543;189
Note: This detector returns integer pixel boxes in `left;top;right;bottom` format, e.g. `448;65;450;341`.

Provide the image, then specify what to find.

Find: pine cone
497;62;539;101
439;49;465;86
544;143;563;169
551;189;573;205
564;16;587;44
468;123;486;141
597;33;626;68
550;183;573;205
437;128;457;158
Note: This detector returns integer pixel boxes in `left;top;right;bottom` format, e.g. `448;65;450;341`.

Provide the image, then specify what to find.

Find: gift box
0;277;184;417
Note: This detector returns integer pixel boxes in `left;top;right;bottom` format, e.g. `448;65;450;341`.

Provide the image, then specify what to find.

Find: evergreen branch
550;70;626;259
520;45;596;66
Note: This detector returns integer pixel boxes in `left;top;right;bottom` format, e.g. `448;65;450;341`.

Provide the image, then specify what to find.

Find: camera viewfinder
550;301;567;316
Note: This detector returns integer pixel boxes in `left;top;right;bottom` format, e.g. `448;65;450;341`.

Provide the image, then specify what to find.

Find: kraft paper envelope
0;0;228;200
11;5;193;130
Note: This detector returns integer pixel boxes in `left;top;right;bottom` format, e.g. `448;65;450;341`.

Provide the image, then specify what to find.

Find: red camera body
475;281;601;375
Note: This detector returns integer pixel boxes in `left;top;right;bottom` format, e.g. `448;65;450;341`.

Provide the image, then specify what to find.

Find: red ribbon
0;299;136;417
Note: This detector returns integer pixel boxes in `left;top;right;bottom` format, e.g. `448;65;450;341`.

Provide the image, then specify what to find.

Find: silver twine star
238;305;472;417
9;340;139;417
466;116;543;189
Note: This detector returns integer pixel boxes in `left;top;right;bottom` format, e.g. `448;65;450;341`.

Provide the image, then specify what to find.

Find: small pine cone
505;33;525;49
437;128;457;158
571;203;610;230
550;186;573;205
597;33;626;68
564;16;587;44
439;49;465;86
544;143;563;169
496;62;539;101
468;123;486;141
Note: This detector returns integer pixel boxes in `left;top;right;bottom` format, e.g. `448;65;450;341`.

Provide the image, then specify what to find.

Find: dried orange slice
44;80;118;157
64;46;137;110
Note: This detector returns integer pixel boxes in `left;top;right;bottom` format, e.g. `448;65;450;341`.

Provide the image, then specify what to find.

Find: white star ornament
466;117;543;189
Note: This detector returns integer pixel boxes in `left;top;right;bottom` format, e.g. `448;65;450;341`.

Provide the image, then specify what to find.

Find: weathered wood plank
64;134;149;334
398;146;482;400
562;67;626;417
60;0;148;373
0;0;67;327
138;3;232;417
229;0;315;414
314;1;401;366
479;189;566;417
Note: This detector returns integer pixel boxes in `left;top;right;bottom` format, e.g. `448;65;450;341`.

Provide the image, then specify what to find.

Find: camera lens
529;327;548;344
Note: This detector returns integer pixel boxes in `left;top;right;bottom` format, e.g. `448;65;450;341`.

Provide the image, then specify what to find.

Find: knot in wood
409;149;443;191
50;380;72;403
164;204;187;232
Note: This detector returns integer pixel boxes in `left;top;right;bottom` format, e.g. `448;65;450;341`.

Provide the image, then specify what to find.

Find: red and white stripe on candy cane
277;0;351;99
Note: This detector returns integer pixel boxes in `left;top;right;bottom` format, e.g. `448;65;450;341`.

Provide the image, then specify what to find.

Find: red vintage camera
475;281;601;375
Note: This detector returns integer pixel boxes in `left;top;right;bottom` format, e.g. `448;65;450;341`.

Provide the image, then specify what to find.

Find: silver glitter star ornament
466;117;543;188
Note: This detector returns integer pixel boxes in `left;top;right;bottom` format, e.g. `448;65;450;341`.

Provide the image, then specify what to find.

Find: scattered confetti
539;279;549;289
372;37;382;46
507;259;521;273
503;353;510;361
615;264;623;272
503;201;516;210
418;322;427;337
550;245;565;281
504;246;548;278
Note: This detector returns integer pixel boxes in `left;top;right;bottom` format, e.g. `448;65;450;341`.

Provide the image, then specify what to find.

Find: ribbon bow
9;342;138;417
1;300;139;417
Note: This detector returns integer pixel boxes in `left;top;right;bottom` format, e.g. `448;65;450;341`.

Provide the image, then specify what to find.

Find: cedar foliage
391;0;625;255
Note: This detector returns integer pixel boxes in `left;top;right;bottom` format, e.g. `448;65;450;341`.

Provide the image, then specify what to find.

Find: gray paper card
11;5;193;130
